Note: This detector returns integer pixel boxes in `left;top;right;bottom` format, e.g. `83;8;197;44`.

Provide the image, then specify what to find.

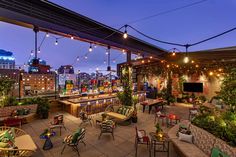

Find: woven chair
49;114;66;136
61;128;86;156
135;126;150;157
0;126;37;157
98;120;115;140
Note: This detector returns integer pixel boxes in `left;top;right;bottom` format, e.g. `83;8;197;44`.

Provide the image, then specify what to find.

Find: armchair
49;114;66;136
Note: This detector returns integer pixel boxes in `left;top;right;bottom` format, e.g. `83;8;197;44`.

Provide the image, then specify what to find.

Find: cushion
72;128;82;144
17;109;24;116
211;147;229;157
137;131;144;142
106;112;127;120
117;107;123;114
15;135;37;151
0;130;14;143
0;142;9;148
190;110;198;114
23;108;30;115
178;132;193;143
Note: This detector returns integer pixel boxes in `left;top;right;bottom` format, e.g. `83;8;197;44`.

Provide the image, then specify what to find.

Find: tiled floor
22;103;192;157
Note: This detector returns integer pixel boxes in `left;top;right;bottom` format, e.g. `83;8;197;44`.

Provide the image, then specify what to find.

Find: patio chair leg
61;144;66;154
98;132;102;139
82;141;86;146
112;132;115;140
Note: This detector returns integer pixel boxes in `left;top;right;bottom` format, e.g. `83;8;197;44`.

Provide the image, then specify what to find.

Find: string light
38;48;41;53
85;56;88;59
70;36;74;40
167;64;170;68
172;48;176;56
76;57;79;61
46;32;50;37
191;60;195;64
209;71;214;76
150;56;153;59
195;64;199;68
30;51;34;56
218;68;223;72
183;56;189;63
89;43;93;52
123;25;128;39
141;60;145;63
55;39;58;45
94;44;97;48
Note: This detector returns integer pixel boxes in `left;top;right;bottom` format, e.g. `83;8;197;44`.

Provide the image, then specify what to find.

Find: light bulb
183;56;189;63
113;60;116;63
105;52;109;55
85;56;88;59
55;40;58;45
38;48;41;53
150;56;153;59
89;44;93;52
172;52;176;56
123;30;128;39
30;51;34;56
209;71;213;76
76;57;79;61
46;33;50;37
70;36;74;40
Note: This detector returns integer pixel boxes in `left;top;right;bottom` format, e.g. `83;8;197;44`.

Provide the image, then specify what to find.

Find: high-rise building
0;49;15;69
58;65;74;74
28;58;50;74
20;73;56;97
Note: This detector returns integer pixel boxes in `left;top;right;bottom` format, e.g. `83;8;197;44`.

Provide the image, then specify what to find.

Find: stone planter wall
190;124;236;157
0;104;38;117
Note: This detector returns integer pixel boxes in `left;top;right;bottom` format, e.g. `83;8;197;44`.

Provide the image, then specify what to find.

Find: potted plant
131;95;139;123
36;98;50;119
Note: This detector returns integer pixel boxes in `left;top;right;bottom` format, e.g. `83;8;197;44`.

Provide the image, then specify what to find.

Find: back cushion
190;124;216;156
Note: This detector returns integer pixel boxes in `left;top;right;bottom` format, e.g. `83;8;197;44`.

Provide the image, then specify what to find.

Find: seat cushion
106;112;127;120
15;135;37;151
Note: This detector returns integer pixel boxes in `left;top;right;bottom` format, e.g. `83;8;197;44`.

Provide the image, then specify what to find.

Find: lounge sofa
104;105;134;122
168;120;236;157
0;126;37;157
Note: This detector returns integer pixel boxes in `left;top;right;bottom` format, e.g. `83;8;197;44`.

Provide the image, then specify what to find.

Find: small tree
219;68;236;110
117;66;133;106
0;79;15;107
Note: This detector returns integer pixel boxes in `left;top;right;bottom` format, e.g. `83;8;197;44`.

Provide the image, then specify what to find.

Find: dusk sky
0;0;236;73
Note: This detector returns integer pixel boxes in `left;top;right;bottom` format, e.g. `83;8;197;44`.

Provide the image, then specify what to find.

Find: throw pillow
178;132;193;143
137;131;144;142
72;128;82;144
0;130;14;143
122;108;127;115
125;108;130;116
211;147;229;157
17;109;24;116
117;107;122;114
0;142;9;148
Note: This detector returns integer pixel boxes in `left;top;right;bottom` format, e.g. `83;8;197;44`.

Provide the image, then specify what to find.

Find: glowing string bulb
209;71;214;76
38;48;41;53
85;56;88;59
30;51;34;56
46;33;50;37
70;36;74;40
150;56;153;59
76;57;79;61
89;44;93;52
55;40;58;45
123;25;128;39
183;56;189;63
113;60;116;63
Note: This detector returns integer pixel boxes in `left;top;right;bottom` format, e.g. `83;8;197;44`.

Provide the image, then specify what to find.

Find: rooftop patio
21;103;190;157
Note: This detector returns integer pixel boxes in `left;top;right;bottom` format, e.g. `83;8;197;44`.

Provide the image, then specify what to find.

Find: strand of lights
38;48;41;54
70;36;74;40
46;32;50;38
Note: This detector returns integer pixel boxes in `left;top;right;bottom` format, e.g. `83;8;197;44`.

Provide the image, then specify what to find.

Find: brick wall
0;104;38;117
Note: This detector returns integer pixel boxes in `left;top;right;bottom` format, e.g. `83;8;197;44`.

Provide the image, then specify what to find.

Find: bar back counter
59;91;146;117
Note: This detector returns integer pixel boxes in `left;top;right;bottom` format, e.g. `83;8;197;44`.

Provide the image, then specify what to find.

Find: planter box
0;104;38;118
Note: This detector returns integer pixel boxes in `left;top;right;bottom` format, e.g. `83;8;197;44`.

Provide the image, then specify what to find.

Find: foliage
155;123;162;133
1;96;18;107
0;79;15;107
35;97;50;119
192;107;236;147
0;79;15;97
198;95;207;103
117;66;133;106
219;68;236;109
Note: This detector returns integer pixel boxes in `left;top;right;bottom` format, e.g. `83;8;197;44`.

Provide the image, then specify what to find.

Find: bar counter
59;91;146;117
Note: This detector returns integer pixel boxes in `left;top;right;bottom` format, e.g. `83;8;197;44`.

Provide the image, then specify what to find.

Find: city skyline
0;0;236;73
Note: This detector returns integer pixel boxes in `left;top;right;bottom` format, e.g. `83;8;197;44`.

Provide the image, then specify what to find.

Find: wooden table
141;99;164;114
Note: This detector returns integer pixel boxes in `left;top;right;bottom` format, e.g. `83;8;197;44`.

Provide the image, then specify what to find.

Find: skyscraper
0;49;15;69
